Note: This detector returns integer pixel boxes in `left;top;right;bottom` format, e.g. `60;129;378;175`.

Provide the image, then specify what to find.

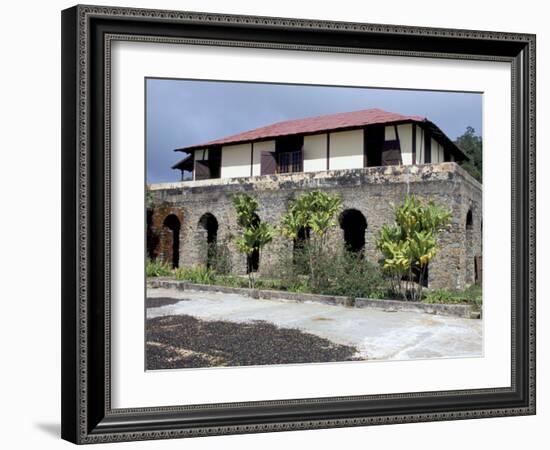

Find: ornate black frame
61;4;536;444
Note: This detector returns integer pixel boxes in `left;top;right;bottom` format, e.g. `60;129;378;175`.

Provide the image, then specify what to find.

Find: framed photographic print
61;4;536;444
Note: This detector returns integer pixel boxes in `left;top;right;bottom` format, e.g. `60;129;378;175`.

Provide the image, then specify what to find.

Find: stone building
147;108;482;290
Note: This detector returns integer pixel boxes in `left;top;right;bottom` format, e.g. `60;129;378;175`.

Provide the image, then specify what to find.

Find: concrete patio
146;287;483;362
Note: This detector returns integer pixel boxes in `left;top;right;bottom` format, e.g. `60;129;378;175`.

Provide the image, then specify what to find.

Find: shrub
146;258;172;277
261;245;312;293
310;249;389;299
207;236;232;275
263;244;390;298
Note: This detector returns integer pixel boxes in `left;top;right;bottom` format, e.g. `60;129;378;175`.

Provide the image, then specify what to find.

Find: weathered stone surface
148;163;482;289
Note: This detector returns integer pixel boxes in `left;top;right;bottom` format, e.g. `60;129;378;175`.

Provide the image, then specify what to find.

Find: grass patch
146;258;172;277
174;266;216;284
423;284;482;309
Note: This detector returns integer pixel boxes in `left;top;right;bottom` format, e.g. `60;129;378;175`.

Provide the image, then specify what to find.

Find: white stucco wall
220;143;252;178
303;133;327;172
328;129;364;170
415;125;425;164
430;138;438;163
430;138;445;163
210;124;450;179
251;140;275;176
397;124;413;165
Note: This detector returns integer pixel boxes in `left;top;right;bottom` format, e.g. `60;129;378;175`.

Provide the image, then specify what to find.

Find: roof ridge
234;107;409;131
176;107;427;152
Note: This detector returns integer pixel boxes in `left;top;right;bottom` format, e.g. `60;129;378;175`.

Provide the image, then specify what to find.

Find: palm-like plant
280;190;342;289
232;193;275;288
376;195;451;301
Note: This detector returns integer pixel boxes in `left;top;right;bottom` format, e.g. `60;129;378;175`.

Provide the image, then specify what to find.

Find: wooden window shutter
194;160;211;180
381;140;402;166
443;147;450;162
260;151;277;175
424;130;432;163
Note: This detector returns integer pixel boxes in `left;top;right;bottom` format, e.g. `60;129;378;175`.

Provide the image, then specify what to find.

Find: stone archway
339;209;367;253
198;213;219;268
163;214;181;268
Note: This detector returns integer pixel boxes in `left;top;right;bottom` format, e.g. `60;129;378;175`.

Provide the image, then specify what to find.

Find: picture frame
61;4;536;444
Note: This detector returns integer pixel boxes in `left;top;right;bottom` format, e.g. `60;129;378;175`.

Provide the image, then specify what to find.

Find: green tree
145;185;154;208
376;195;451;301
280;190;342;290
232;193;275;288
455;126;482;183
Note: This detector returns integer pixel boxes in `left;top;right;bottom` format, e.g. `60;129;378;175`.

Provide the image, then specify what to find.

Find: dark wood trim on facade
424;128;432;163
363;127;367;167
394;125;400;147
412;124;417;165
250;142;254;177
326;133;330;170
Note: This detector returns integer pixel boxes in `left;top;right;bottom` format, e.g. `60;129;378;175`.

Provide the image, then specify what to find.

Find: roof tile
178;108;425;151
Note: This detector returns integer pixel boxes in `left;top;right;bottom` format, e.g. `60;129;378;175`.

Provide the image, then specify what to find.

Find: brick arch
148;203;184;267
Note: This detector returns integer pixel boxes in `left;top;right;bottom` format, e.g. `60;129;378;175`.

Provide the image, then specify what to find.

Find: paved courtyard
146;287;482;366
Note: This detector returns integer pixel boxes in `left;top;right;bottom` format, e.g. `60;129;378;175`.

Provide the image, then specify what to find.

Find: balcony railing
277;150;303;174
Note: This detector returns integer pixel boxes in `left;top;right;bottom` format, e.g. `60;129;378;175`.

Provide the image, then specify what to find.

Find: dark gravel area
146;297;189;308
146;314;362;370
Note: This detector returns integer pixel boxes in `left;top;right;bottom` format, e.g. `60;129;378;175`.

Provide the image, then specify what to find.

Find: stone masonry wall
148;163;482;290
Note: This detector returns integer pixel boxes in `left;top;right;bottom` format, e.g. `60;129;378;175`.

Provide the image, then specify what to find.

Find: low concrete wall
147;278;477;319
355;298;474;319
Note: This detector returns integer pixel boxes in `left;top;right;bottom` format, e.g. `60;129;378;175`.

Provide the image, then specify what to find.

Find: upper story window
261;135;304;175
277;151;303;174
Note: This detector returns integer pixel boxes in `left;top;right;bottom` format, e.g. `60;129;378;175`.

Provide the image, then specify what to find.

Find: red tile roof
177;108;426;151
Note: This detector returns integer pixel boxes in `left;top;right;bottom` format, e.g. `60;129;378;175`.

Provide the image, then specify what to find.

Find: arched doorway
339;209;367;253
198;213;219;268
466;209;473;230
163;214;181;268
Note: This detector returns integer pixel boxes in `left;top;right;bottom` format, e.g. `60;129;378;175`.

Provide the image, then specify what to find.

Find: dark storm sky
146;78;482;183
